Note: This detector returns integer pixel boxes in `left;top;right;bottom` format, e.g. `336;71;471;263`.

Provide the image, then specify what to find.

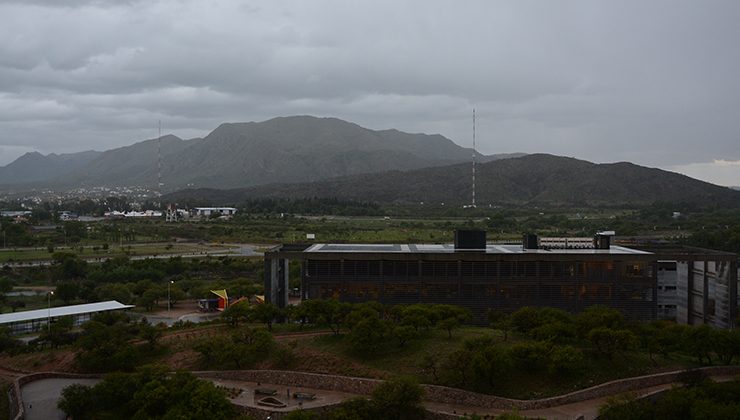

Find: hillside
0;116;501;191
0;150;101;185
163;154;740;208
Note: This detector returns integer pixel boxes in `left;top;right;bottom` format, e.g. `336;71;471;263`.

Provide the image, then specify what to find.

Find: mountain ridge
0;116;514;191
161;153;740;208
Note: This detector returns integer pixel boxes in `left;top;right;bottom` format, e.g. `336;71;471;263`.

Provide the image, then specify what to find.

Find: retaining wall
9;366;740;419
194;366;740;410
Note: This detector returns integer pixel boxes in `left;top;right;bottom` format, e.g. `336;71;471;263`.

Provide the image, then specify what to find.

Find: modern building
266;231;663;323
0;300;134;335
265;231;738;328
638;246;737;329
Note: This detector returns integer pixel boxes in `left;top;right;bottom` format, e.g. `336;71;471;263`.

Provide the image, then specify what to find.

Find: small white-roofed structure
0;300;134;335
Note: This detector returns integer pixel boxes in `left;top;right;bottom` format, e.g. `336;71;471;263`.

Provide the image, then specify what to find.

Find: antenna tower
157;120;163;196
472;109;476;208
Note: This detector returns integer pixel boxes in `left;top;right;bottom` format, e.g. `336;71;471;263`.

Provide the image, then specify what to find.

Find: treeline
57;366;235;419
1;254;264;313
0;311;165;372
600;376;740;419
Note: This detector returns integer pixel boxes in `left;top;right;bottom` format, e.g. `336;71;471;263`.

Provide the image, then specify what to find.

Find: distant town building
193;207;237;218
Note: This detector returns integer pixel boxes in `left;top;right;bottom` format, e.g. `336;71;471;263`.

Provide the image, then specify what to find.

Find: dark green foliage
57;366;235;420
75;314;161;372
599;378;740;420
220;300;251;326
194;326;274;369
284;410;320;420
327;397;376;420
249;302;280;331
297;299;352;335
587;327;638;359
370;376;425;420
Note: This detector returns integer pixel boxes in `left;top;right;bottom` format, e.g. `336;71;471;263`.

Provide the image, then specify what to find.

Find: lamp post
47;291;54;332
167;280;174;315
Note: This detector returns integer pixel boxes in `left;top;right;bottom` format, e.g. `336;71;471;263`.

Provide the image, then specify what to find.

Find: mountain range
163;153;740;208
2;115;738;208
1;116;513;191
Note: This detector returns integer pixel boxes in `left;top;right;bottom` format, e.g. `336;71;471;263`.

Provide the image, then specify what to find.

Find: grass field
0;242;235;263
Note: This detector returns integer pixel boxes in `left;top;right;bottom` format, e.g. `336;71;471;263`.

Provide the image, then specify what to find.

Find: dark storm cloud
1;0;739;185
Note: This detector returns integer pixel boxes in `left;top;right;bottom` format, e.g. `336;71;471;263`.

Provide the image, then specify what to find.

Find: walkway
20;378;100;420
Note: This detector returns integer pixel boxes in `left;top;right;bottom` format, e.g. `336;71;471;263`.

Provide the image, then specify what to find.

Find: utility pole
47;291;54;332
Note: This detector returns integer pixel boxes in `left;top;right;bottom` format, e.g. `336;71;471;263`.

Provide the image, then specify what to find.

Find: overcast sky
1;0;739;186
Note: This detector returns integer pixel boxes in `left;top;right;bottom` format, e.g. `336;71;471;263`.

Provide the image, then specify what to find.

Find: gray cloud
1;0;739;185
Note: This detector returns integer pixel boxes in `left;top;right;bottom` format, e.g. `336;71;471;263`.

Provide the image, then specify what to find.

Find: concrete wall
193;366;740;411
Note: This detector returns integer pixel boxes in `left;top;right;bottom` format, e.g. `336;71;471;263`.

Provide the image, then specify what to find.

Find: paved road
21;378;100;420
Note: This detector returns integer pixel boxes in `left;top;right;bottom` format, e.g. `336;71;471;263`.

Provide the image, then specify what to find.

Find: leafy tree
488;309;512;341
0;277;13;305
299;299;352;335
39;315;75;349
683;324;717;364
547;345;584;375
370;376;425;420
52;252;88;279
285;410;320;420
75;318;141;372
327;397;376;420
347;313;388;356
220;301;250;326
249;302;280;331
433;304;471;339
94;283;132;304
510;341;551;372
137;288;161;311
576;305;625;337
588;327;637;359
418;352;440;382
58;384;95;420
55;282;80;304
393;325;419;347
57;366;235;419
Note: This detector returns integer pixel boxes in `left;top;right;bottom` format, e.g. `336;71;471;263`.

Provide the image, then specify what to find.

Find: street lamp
167;280;174;314
47;291;54;332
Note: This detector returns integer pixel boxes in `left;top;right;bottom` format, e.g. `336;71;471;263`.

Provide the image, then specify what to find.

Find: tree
393;325;419;348
0;276;13;307
328;397;376;420
370;377;425;420
58;384;95;420
285;409;320;420
547;345;584;376
588;327;637;359
55;282;80;304
249;302;280;331
58;366;236;419
94;283;132;304
433;304;471;339
576;305;625;337
488;309;512;341
39;315;75;349
300;299;352;335
418;352;440;382
220;301;250;327
137;288;160;311
347;314;388;356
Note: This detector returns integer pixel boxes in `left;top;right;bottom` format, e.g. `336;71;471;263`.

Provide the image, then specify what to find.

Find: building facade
265;233;661;323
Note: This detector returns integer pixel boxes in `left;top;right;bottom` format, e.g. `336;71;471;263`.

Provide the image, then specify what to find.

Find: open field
0;242;237;263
